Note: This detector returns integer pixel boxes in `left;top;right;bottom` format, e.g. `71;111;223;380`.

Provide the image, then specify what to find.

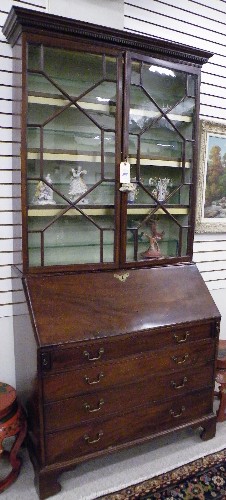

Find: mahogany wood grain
41;321;213;373
42;339;215;402
24;265;220;346
45;388;213;464
44;363;214;432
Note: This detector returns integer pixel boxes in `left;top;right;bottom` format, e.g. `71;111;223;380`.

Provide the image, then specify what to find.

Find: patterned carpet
100;449;226;500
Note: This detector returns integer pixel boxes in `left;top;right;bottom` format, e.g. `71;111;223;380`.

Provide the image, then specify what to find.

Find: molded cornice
2;6;213;66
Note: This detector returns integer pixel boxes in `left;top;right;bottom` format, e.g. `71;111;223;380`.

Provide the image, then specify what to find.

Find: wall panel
0;0;47;322
125;0;226;302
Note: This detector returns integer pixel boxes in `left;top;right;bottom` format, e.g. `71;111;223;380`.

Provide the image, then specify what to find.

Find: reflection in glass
168;97;195;118
187;75;196;97
140;121;184;160
142;63;187;109
129;86;161;134
80;82;117;130
131;61;141;85
44;48;104;97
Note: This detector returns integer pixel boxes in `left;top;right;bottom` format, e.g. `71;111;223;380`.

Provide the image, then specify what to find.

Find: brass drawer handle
173;332;190;343
84;399;104;413
83;348;104;361
84;430;103;444
84;372;104;385
170;406;185;418
171;376;188;389
171;353;189;365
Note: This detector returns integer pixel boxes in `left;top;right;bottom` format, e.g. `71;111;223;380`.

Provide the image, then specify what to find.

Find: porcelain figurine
68;166;89;203
141;220;164;259
33;173;56;205
149;177;171;202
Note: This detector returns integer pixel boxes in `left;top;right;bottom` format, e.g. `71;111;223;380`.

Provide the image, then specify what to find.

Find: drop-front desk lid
23;264;220;347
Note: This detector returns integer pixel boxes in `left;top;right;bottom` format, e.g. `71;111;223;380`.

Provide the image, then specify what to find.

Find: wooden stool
216;340;226;422
0;382;27;493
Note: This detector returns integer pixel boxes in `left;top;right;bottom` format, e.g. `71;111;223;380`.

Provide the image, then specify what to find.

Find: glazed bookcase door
26;42;121;269
123;53;198;265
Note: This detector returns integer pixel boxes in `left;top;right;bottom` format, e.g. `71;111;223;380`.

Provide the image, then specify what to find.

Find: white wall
0;0;47;385
124;0;226;331
0;0;226;386
48;0;124;29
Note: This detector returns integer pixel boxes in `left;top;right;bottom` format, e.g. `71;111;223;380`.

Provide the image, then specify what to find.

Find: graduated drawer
43;363;214;432
40;321;214;373
45;388;213;464
42;338;215;402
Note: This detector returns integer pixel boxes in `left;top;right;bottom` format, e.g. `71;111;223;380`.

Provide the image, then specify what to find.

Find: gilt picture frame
196;120;226;233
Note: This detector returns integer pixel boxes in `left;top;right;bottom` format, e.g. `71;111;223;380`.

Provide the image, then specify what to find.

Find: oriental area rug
100;449;226;500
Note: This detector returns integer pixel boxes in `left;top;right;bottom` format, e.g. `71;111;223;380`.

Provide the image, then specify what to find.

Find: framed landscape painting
196;120;226;233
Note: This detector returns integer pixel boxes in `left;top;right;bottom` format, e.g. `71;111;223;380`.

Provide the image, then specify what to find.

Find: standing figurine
68;166;88;203
141;220;164;259
149;177;171;202
33;173;56;205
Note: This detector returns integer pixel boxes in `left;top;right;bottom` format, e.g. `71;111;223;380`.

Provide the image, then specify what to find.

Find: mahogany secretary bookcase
3;7;221;499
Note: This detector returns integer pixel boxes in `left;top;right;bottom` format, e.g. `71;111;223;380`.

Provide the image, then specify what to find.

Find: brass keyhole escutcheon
114;272;129;282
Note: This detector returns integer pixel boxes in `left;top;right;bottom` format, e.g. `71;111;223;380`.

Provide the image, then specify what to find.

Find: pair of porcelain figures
33;167;88;205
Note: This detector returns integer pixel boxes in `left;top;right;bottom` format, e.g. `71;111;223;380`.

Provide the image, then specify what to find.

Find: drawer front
41;322;214;373
44;363;214;432
43;339;215;402
45;388;213;464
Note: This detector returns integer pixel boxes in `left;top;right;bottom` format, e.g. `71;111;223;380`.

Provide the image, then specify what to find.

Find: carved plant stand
0;382;27;493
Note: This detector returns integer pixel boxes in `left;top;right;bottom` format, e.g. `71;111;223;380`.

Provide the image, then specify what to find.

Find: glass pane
187;75;196;97
129;87;161;134
44;48;104;97
142;63;187;109
140;120;184;161
27;211;115;267
28;44;41;71
126;213;189;262
27;161;40;182
28;232;41;267
168;97;195;119
27;43;118;268
125;59;195;263
27;127;40;150
27;73;67;98
131;61;141;85
27;128;41;172
104;132;115;178
79;82;117;130
106;57;117;80
103;230;114;262
89;181;115;205
167;101;195;141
